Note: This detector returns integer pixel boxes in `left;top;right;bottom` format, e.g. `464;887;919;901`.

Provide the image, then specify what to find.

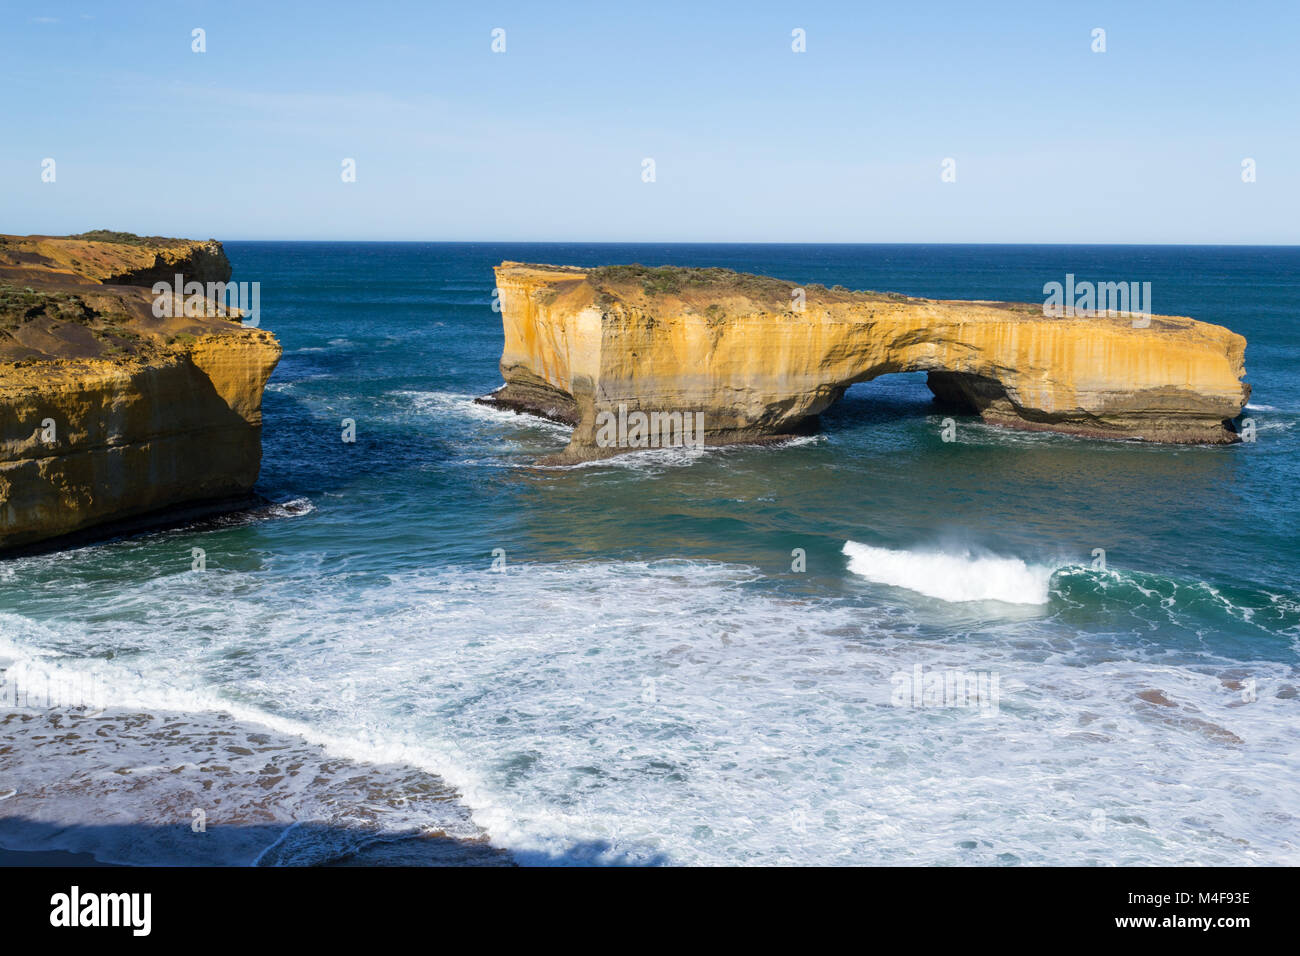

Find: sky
3;0;1298;242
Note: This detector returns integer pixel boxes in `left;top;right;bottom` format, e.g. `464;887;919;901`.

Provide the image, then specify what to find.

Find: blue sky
3;0;1298;242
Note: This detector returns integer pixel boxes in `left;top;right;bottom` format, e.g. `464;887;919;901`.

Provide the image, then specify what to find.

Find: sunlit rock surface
481;262;1249;463
0;233;281;552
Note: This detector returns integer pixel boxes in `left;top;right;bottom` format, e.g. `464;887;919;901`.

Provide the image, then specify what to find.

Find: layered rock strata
0;233;281;553
480;262;1249;463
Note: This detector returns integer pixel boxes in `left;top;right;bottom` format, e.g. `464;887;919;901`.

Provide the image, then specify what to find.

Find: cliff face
482;262;1250;462
0;233;281;553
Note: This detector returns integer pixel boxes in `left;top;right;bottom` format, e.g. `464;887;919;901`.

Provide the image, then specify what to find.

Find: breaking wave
842;541;1061;605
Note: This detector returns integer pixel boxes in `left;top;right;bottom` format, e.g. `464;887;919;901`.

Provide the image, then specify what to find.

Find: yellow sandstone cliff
0;232;281;553
481;262;1249;462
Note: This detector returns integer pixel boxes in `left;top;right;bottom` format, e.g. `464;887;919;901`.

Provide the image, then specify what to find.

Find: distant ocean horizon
2;242;1297;865
216;240;1300;247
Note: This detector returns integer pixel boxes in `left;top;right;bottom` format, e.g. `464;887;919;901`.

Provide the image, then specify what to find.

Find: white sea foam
388;389;829;468
533;444;708;473
842;541;1061;605
266;496;316;518
533;434;825;474
0;664;493;865
778;434;825;448
2;558;1297;866
389;389;571;435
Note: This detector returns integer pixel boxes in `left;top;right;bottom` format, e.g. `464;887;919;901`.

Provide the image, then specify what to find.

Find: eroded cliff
481;262;1249;462
0;232;281;552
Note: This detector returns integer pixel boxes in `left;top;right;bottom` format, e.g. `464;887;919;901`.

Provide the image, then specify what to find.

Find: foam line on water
0;623;498;843
3;559;1297;866
388;389;572;434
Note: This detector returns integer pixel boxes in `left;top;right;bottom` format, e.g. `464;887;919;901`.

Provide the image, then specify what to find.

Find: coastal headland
0;232;281;554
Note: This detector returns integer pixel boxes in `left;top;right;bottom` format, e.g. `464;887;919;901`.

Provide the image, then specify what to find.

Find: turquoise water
2;243;1298;865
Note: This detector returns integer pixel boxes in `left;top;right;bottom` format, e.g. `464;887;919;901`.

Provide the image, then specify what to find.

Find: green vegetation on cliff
582;263;934;310
67;230;180;247
0;281;147;359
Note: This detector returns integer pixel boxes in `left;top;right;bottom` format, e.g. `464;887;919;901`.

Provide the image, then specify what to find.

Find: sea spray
842;541;1059;604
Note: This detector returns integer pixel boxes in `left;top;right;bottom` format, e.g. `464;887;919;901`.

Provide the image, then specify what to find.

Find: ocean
1;243;1297;866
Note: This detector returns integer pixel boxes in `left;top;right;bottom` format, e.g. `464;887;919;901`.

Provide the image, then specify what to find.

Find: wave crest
842;541;1059;604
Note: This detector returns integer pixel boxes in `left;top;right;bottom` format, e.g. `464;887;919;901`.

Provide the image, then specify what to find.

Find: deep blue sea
2;243;1297;865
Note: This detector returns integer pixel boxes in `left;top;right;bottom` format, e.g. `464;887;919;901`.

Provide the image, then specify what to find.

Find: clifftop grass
67;230;182;248
0;284;94;328
584;263;925;310
0;281;152;358
501;261;1044;315
587;264;821;300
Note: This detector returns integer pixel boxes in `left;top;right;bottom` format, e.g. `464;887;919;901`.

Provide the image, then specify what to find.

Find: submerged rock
480;262;1250;463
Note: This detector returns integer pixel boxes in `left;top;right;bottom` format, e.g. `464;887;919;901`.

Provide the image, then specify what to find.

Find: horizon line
206;239;1300;247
